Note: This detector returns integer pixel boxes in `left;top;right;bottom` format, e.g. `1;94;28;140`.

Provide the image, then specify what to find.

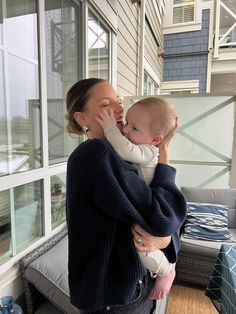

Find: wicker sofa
19;227;167;314
176;186;236;287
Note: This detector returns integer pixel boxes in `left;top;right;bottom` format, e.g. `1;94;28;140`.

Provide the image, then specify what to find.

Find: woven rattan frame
19;227;68;314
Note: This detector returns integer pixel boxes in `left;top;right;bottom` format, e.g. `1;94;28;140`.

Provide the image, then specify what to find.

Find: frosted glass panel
169;96;234;162
173;164;230;189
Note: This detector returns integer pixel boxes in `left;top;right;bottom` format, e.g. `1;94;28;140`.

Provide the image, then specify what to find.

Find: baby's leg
149;268;176;300
139;250;175;300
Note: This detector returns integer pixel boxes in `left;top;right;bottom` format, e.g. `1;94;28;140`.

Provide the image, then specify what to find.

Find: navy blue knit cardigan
66;139;187;311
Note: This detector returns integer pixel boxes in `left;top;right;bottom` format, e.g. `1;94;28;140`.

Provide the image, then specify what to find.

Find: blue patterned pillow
184;202;231;241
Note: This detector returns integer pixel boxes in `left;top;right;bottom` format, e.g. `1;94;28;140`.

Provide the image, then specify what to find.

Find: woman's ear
74;112;86;126
151;134;163;146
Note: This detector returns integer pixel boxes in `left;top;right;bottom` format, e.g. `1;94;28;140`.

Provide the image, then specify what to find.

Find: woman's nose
112;101;124;114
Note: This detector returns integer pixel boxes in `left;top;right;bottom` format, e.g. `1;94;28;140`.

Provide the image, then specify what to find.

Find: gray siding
117;0;139;98
145;1;163;81
163;10;210;93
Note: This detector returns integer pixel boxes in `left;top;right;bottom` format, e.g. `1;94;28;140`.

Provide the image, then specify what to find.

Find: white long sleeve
104;124;158;165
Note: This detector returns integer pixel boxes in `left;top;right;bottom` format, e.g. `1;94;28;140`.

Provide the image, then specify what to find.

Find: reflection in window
0;0;2;44
88;10;109;80
50;174;66;229
45;0;81;165
0;190;11;265
0;0;41;176
143;71;159;95
14;181;43;252
0;181;43;264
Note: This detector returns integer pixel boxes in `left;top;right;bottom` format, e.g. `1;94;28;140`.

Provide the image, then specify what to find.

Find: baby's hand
95;108;117;129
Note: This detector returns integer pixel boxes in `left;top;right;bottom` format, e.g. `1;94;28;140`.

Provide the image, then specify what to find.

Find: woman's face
80;82;124;139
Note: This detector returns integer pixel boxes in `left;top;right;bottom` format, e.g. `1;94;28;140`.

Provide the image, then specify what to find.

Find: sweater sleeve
104;124;158;164
85;140;187;238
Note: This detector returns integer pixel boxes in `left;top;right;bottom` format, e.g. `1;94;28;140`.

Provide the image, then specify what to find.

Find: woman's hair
66;78;106;135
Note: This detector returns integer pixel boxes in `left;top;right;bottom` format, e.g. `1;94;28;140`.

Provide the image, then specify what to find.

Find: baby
96;97;177;300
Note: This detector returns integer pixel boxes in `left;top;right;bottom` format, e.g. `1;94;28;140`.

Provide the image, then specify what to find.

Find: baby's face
122;105;154;145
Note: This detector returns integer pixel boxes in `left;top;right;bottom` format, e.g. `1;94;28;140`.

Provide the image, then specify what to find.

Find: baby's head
123;97;177;146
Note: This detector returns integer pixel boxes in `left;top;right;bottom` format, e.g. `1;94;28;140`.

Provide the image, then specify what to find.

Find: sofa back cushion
181;187;236;228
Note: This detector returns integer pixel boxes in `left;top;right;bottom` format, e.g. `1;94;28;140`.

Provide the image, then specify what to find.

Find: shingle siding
163;10;210;93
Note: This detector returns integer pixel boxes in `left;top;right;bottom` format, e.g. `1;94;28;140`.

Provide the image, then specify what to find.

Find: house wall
145;1;163;82
163;10;210;93
116;0;140;98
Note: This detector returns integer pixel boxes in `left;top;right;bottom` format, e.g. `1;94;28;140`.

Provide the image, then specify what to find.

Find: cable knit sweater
66;139;187;311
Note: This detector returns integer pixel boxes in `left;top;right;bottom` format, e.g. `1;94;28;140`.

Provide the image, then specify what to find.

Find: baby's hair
133;97;177;137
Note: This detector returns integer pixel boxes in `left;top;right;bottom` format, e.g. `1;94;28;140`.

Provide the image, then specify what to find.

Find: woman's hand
131;224;171;252
158;116;178;164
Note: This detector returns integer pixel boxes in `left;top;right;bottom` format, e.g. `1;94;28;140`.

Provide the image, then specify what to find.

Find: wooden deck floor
166;284;218;314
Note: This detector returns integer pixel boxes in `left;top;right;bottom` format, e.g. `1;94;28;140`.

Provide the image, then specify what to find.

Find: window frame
172;0;195;25
0;0;114;274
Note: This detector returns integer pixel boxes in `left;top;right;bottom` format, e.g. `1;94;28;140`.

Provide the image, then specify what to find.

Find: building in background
162;0;236;94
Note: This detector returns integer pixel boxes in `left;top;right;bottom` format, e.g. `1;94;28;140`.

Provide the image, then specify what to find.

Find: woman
66;78;186;313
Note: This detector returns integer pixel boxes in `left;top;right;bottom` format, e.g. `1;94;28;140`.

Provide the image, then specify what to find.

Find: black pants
80;273;156;314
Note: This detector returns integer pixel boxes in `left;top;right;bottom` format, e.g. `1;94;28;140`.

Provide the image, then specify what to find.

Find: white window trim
143;59;161;91
163;0;202;34
160;80;199;94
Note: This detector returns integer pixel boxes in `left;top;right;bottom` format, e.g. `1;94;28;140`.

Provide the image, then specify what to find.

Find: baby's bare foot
149;269;175;300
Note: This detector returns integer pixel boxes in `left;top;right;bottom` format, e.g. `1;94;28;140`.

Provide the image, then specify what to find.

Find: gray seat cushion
180;228;236;257
25;236;80;314
180;187;236;257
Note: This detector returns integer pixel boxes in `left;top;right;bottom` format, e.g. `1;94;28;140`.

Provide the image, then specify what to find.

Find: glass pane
6;0;37;59
0;51;8;176
143;72;148;95
173;164;230;189
45;0;81;164
0;0;41;176
173;5;194;24
166;95;235;188
51;174;66;229
0;0;3;44
14;181;43;251
174;0;193;4
88;10;109;80
169;95;234;162
8;55;41;172
0;190;11;265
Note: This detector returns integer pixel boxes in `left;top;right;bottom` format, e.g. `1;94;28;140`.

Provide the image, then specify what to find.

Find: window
143;71;159;95
0;0;40;177
45;0;83;165
173;0;195;24
0;0;113;268
88;10;110;80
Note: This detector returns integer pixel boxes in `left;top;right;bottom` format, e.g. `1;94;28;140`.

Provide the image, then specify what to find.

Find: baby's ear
151;134;163;146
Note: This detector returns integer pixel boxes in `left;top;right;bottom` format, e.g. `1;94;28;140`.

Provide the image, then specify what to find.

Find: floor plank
166;284;218;314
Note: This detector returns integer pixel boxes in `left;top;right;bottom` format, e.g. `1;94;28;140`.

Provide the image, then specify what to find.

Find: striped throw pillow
184;202;231;241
